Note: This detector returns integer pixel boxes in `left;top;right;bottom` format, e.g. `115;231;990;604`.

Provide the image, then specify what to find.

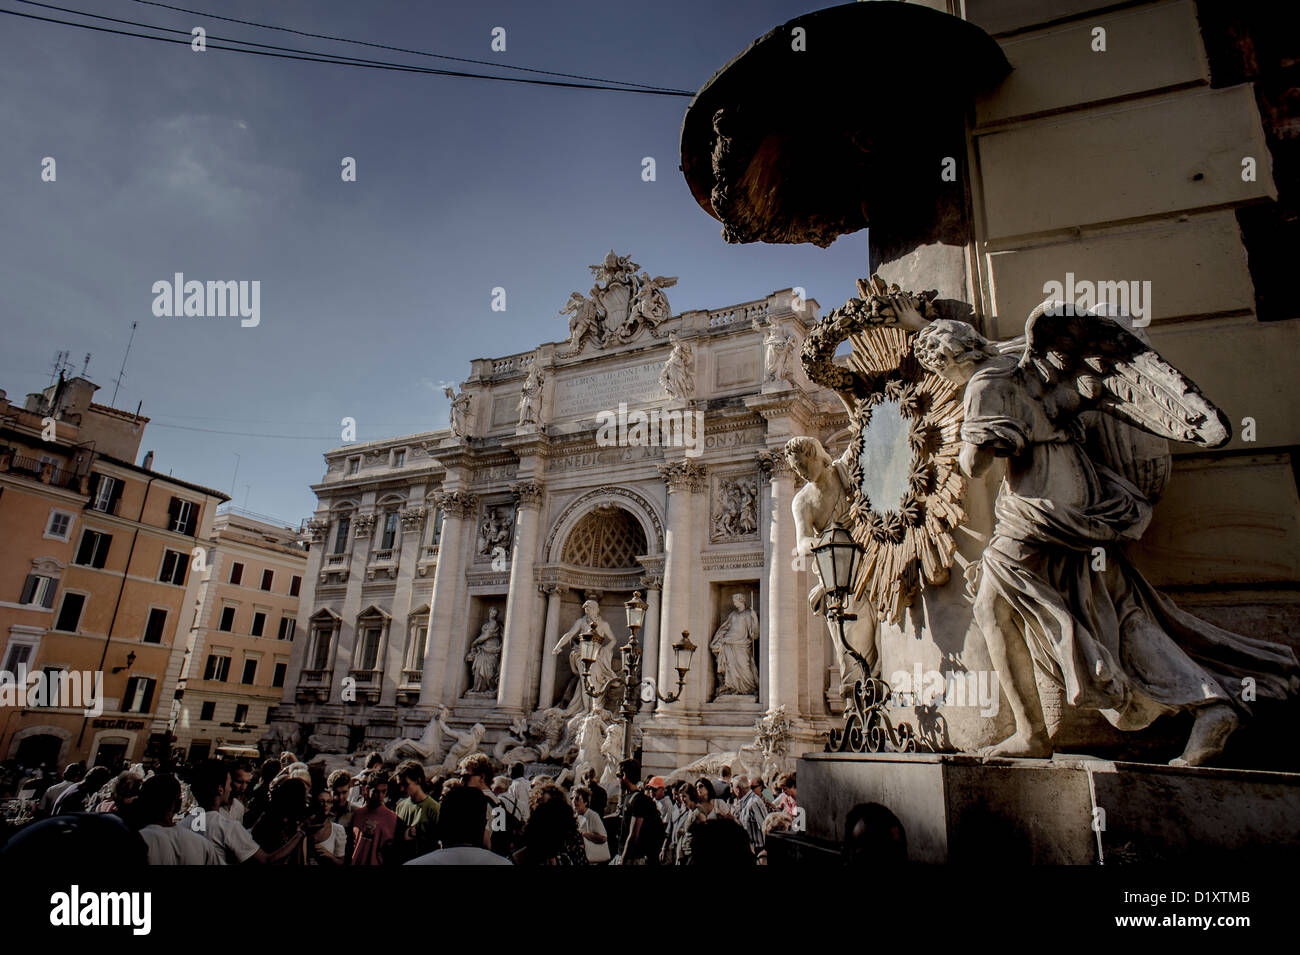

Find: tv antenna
47;350;70;387
110;321;138;406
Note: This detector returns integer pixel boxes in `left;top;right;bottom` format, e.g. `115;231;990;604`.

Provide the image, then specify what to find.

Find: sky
1;0;871;525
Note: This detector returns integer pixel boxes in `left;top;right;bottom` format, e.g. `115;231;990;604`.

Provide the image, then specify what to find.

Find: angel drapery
915;304;1298;763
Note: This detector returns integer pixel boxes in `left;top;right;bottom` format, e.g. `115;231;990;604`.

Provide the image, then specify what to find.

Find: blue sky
1;0;870;524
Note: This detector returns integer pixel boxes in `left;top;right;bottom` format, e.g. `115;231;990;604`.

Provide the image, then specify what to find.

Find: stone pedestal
799;751;1300;864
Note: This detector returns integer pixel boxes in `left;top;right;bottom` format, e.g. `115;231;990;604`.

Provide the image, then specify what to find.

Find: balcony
0;449;86;492
366;548;398;581
396;669;422;705
295;668;332;703
348;668;382;704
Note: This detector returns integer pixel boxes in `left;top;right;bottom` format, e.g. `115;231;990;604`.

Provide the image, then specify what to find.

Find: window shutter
76;532;96;565
94;534;111;568
124;677;138;710
174;556;187;587
186;504;200;536
107;478;123;513
167;497;179;530
138;678;155;713
41;580;57;609
86;473;100;503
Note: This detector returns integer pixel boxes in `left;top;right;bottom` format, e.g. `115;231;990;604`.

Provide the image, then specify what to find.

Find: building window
251;612;266;637
272;662;287;688
218;606;236;632
203;653;230;682
347;457;359;475
234;703;249;724
356;625;382;671
53;593;85;632
143;607;168;644
19;574;58;609
45;510;75;541
229;562;244;585
90;475;122;514
199;701;215;721
241;658;258;684
2;639;36;673
277;617;296;641
333;517;350;554
309;625;334;670
431;508;444;545
159;549;188;586
260;568;274;591
122;676;156;714
380;512;399;550
405;622;428;670
289;575;301;597
74;530;112;569
392;449;406;468
169;497;199;535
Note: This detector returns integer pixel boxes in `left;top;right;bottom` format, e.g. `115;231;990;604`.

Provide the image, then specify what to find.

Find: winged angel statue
914;304;1298;766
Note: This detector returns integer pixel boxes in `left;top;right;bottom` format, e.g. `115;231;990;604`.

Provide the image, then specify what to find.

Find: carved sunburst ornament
802;278;967;623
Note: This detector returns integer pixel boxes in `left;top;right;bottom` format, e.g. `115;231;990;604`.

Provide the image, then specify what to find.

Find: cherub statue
914;304;1299;765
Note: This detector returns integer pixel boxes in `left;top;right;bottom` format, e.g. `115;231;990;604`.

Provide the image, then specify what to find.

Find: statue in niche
466;606;504;695
786;436;880;686
476;505;514;559
444;385;473;439
763;324;798;384
660;333;695;400
552;599;619;715
711;592;761;697
517;364;544;427
913;305;1299;765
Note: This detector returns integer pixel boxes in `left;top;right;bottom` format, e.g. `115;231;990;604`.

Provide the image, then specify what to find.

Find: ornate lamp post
578;591;697;762
811;522;865;665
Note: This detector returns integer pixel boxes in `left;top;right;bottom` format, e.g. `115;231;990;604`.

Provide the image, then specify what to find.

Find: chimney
142;450;155;470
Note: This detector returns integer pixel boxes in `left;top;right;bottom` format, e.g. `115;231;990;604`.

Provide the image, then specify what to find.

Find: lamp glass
672;632;697;673
578;625;599;667
624;591;647;631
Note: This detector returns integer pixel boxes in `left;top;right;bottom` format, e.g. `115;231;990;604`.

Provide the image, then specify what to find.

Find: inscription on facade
546;444;663;473
553;363;667;418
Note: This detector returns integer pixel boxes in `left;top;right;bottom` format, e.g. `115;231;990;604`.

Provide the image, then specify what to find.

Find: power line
2;6;694;96
130;0;687;93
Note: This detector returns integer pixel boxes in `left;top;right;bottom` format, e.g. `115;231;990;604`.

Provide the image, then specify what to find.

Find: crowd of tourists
0;750;837;865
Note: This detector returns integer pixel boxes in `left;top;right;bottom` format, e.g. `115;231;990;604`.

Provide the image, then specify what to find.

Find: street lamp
112;650;137;674
578;591;697;762
811;522;868;669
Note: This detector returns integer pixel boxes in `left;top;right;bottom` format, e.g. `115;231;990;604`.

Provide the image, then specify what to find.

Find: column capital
352;512;377;534
756;448;792;478
398;505;427;530
658;460;707;494
306;518;330;543
437;490;479;518
639;574;663;591
511;481;545;509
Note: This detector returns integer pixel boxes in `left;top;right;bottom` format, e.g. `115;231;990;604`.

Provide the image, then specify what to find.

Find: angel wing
649;275;678;290
1022;302;1231;448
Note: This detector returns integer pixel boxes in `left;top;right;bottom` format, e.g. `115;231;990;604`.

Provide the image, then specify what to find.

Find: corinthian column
759;449;799;713
419;489;478;707
536;584;564;709
656;460;706;710
496;481;544;714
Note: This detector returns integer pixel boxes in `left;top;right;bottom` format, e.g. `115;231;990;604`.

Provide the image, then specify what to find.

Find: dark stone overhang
680;1;1010;249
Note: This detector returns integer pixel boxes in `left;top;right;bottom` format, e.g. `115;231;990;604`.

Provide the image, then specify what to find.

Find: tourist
694;777;731;820
580;768;608;818
758;811;792;864
670;783;704;865
663;782;694;864
774;773;797;818
251;776;313;864
405;785;510;866
94;769;144;826
244;758;281;830
712;766;734;804
572;787;610;864
459;752;516;856
182;760;304;864
307;790;347;865
348;752;385;809
689;816;755;865
842;802;907;866
394;760;440;861
52;765;112;815
136;773;222;865
427;774;448;802
278;752;297;769
224;760;253;824
647;775;672;828
513;784;588;865
505;762;532;824
36;761;83;817
615;759;664;864
734;775;768;854
350;771;400;866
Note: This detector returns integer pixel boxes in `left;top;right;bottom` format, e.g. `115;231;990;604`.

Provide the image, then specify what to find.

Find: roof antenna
81;352;92;377
111;321;138;407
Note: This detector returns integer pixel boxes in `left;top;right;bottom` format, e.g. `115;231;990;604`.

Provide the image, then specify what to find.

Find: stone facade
270;269;850;774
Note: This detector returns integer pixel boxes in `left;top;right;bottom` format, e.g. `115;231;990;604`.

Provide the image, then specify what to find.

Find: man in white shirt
220;761;252;825
37;761;84;817
136;773;222;865
505;762;532;825
182;760;304;864
405;786;511;866
572;787;609;863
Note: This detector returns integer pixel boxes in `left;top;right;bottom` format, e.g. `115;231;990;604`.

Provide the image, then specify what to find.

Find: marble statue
711;592;761;696
444;385;473;439
626;272;678;338
914;305;1300;766
476;506;514;558
713;476;759;540
763;324;797;384
493;708;571;767
466;606;504;694
517;364;544;427
660;333;695;400
561;288;605;353
382;711;445;766
436;705;487;773
786;435;880;684
552;599;619;714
